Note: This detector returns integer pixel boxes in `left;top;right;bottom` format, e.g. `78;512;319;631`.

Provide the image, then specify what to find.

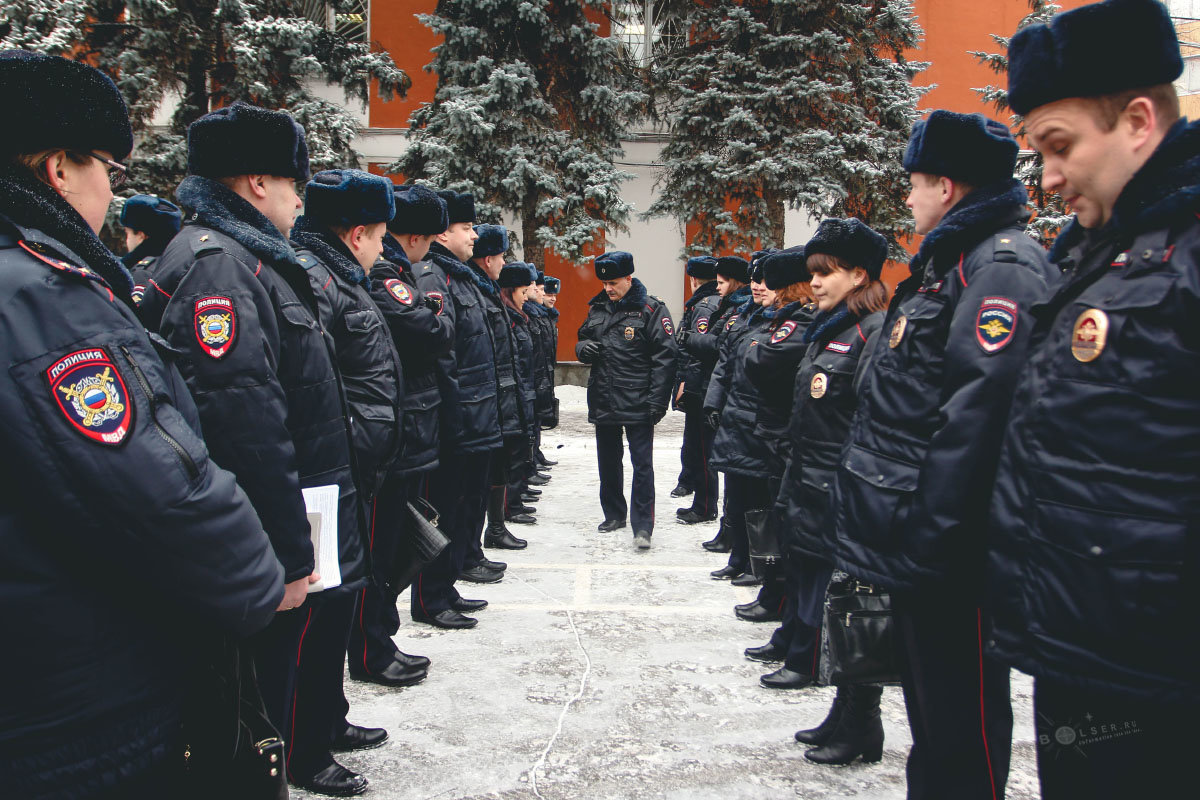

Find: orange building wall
369;1;440;128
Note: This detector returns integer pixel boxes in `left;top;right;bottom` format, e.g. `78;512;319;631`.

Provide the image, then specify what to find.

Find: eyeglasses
84;152;128;190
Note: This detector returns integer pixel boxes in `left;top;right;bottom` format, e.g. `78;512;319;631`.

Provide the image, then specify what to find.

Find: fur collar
911;178;1030;277
290;216;368;288
714;285;752;318
1051;118;1200;262
588;277;650;310
121;236;168;268
545;306;559;320
175;176;299;267
803;304;856;343
0;168;134;304
381;234;411;272
428;241;495;295
523;299;547;318
761;299;810;321
684;280;719;309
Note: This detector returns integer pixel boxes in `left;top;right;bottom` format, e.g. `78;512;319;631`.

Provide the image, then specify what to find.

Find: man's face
905;173;949;236
1026;97;1143;229
123;227;146;253
345;222;387;273
478;253;504;280
262;175;303;236
544;294;557;308
438;221;478;261
602;276;632;301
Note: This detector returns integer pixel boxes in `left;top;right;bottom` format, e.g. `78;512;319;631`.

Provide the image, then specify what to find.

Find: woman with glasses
0;51;283;798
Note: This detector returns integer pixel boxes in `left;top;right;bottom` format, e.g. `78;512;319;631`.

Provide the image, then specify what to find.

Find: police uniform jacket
417;243;503;453
744;300;816;439
576;278;679;426
141;176;367;593
685;285;747;386
508;303;537;434
291;219;403;499
373;236;454;475
831;179;1056;593
124;236;174;309
0;199;282;795
777;308;884;562
674;280;722;410
987;119;1200;708
704;300;776;478
473;264;525;438
525;299;555;419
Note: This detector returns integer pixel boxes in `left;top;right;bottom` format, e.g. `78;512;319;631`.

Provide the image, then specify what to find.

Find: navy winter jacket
704;299;776;478
743;300;816;438
508;303;537;434
674;280;722;410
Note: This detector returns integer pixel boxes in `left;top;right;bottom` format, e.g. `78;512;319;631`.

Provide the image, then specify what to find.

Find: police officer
352;184;453;682
527;273;558;471
411;192;504;629
119;193;182;305
577;251;679;549
989;2;1196;796
673;255;722;523
831;111;1056;798
0;50;283;800
540;275;563;429
139;102;372;796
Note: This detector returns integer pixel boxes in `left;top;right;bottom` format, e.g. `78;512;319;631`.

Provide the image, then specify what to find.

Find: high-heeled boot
804;685;884;765
794;688;847;745
484;486;527;549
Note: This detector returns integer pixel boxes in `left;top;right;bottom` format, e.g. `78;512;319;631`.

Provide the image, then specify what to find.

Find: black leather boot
795;688;847;745
484;486;527;549
702;515;731;552
804;685;884;765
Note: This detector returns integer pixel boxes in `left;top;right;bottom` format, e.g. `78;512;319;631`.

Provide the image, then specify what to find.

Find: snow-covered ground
300;385;1039;799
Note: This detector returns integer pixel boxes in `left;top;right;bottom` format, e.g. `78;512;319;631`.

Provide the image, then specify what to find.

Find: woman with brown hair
779;218;891;764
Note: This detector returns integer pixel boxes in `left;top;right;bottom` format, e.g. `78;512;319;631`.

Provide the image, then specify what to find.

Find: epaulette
190;231;224;257
296;252;318;271
18;240;96;282
136;256;157;268
992;233;1020;264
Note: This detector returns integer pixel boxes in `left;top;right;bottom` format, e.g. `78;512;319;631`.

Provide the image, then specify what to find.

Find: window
611;1;685;68
299;0;368;44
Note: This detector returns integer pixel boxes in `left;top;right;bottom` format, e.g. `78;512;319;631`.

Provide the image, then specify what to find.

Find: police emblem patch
976;297;1018;353
696;317;709;334
1071;309;1109;363
810;372;828;399
194;296;236;359
888;316;907;349
725;317;737;332
770;321;797;344
131;284;146;305
385;279;413;306
47;348;132;446
624;326;635;341
662;318;674;336
426;290;444;315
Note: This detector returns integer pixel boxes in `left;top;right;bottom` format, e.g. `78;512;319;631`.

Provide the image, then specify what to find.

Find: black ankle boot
483;486;526;548
702;516;731;552
795;688;847;745
804;685;884;765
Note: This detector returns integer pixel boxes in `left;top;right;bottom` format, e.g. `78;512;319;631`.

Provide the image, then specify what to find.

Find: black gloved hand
422;295;441;313
705;408;721;431
650;406;667;424
578;340;603;363
677;329;692;349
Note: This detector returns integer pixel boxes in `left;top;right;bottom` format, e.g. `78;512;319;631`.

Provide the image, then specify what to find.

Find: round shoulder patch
385;278;413;306
770;320;797;344
47;348;132;446
695;316;709;334
194;296;237;359
661;317;674;336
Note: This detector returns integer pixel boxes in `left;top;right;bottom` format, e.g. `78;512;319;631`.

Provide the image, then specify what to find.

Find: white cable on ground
509;572;593;800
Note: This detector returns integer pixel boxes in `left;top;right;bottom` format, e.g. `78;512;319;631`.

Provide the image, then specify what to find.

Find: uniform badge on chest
810;372;828;399
888;316;907;349
624;326;635;341
1071;309;1109;362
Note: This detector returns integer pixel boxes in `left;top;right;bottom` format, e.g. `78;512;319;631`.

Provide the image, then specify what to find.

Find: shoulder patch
384;278;413;306
47;348;132;446
725;316;737;332
695;316;709;334
131;284;146;306
825;340;852;353
661;317;674;336
194;296;237;359
425;290;444;315
976;297;1017;354
770;320;797;344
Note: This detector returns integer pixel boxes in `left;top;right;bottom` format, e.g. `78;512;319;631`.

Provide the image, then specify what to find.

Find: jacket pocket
836;444;920;549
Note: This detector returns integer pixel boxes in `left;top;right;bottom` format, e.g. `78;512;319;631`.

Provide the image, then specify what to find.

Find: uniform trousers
893;591;1012;800
679;408;718;516
595;423;655;534
722;473;770;573
768;555;830;674
411;452;490;616
459;448;495;572
348;472;427;677
1033;678;1188;800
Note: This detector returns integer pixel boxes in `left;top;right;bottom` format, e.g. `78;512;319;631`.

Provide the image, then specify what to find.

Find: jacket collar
290;216;368;288
684;280;719;309
911;178;1030;277
523;299;547;317
429;241;496;295
803;304;856;343
175;176;299;267
121;236;168;268
715;285;751;317
588;277;649;310
381;234;411;272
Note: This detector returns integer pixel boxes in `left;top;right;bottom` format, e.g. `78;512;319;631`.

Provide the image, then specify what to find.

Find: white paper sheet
302;484;342;593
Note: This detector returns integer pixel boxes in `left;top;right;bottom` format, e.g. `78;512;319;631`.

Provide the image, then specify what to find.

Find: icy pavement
297;385;1040;799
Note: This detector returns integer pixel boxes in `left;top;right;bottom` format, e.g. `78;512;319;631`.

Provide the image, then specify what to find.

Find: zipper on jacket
119;345;200;482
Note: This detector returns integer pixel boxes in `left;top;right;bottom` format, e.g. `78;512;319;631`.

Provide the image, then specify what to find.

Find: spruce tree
647;0;927;258
392;0;645;270
970;0;1069;246
0;0;409;199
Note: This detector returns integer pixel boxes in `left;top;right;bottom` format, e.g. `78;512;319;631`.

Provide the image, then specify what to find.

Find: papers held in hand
302;485;342;593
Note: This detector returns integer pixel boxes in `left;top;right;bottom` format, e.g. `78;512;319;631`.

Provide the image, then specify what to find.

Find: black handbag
181;638;288;800
745;507;783;580
385;497;451;594
823;574;901;686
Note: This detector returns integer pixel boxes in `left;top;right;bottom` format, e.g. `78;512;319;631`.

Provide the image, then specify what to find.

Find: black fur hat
119;195;182;238
1008;0;1182;116
761;247;809;290
715;255;749;284
804;218;889;281
498;262;536;288
536;270;545;285
437;190;476;225
686;256;718;280
544;276;561;294
0;50;133;161
903;111;1018;186
749;249;776;283
188;101;309;181
473;224;508;258
390;184;448;235
595;251;635;279
304;170;395;227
